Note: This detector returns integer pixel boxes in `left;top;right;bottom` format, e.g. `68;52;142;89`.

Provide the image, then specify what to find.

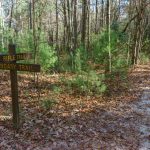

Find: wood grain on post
8;44;20;130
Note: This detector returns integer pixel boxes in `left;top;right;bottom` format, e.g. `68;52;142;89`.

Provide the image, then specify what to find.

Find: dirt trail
122;65;150;149
0;65;150;150
116;65;150;149
131;89;150;149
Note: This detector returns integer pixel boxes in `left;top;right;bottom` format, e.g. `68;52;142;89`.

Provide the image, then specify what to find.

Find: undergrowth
61;70;107;96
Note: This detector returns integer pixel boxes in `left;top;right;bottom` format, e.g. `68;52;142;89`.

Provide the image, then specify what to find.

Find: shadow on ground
0;65;150;149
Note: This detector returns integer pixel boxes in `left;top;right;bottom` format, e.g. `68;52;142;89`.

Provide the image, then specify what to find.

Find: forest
0;0;150;149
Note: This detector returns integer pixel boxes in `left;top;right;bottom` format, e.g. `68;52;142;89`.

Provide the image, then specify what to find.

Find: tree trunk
101;0;104;28
29;0;32;30
81;0;87;48
95;0;98;34
73;0;77;51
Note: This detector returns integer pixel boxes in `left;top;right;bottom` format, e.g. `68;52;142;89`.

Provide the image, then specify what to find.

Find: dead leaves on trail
0;65;150;149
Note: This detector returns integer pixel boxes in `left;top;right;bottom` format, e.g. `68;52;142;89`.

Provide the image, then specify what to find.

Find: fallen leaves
0;65;150;149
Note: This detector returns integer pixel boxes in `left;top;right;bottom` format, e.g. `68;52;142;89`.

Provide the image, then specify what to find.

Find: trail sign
0;53;32;62
0;44;40;130
0;63;40;72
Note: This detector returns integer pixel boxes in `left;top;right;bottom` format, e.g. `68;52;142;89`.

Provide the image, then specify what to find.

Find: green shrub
56;52;72;72
91;30;128;72
41;99;58;110
59;46;88;72
14;31;34;52
52;85;62;94
62;70;106;95
74;46;88;72
139;52;150;64
39;43;58;72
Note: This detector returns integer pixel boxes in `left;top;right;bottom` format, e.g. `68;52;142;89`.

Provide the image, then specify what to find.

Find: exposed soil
0;65;150;150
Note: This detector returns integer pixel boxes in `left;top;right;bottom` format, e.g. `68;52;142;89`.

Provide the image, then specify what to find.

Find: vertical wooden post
9;44;20;130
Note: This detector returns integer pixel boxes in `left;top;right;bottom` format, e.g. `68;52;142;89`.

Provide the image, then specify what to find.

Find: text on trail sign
0;63;40;72
0;44;41;130
0;53;32;62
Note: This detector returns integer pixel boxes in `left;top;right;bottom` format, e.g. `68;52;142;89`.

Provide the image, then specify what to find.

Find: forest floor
0;64;150;150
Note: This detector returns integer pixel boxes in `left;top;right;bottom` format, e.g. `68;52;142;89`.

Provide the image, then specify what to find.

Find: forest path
0;65;150;150
132;89;150;149
117;64;150;149
120;65;150;149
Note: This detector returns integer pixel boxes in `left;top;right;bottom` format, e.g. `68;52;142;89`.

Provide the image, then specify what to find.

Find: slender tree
81;0;87;47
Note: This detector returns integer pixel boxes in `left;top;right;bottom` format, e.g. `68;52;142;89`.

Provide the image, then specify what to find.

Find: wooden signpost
0;44;40;130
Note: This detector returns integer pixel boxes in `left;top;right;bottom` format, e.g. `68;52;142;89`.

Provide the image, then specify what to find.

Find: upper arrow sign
0;53;32;62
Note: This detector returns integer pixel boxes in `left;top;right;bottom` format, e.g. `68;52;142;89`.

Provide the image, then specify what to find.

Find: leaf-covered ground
0;65;150;150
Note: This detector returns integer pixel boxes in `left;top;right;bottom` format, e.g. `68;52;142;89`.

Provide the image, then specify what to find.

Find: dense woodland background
0;0;150;149
0;0;150;94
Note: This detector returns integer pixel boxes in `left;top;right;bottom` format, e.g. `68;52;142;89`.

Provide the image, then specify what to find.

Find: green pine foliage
39;43;58;72
91;29;129;71
74;46;88;72
41;99;58;110
62;70;106;95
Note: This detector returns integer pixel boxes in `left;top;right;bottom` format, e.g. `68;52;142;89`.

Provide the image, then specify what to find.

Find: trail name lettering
0;44;40;130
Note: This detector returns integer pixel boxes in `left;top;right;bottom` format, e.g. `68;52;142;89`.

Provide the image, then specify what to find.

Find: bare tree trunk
81;0;87;47
108;0;111;72
131;0;146;65
55;0;60;68
56;0;58;49
106;0;111;72
9;1;14;29
63;0;67;51
87;0;90;51
101;0;104;28
95;0;98;34
32;0;37;64
106;0;110;31
29;0;32;30
73;0;77;51
67;0;71;51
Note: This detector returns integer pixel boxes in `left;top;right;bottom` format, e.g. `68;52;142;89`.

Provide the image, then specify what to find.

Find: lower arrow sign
0;63;40;72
